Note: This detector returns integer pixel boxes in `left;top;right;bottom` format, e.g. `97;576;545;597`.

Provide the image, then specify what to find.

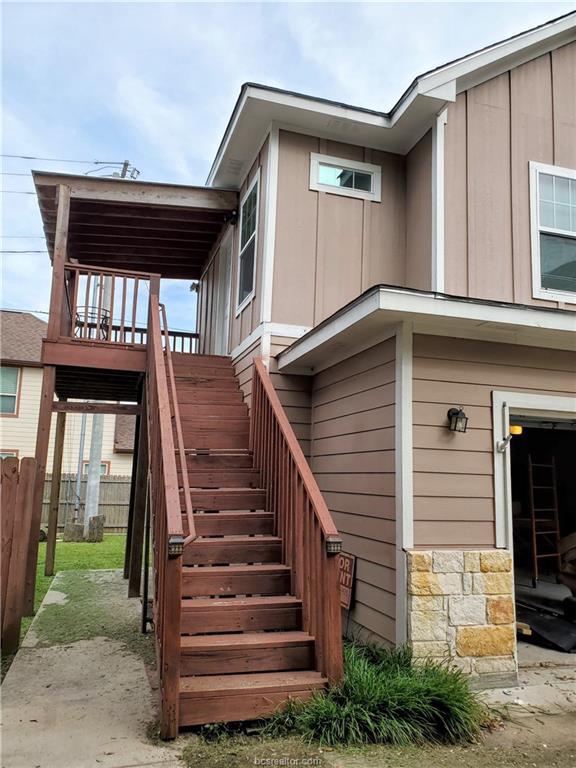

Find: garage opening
510;417;576;662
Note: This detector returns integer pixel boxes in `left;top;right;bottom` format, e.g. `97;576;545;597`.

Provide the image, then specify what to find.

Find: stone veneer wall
406;550;517;682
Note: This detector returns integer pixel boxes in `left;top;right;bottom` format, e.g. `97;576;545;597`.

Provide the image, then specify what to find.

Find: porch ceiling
33;172;238;279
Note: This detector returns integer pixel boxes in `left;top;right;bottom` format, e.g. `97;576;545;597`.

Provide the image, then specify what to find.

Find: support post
128;388;148;598
47;185;71;340
25;366;56;614
45;405;67;576
124;412;141;579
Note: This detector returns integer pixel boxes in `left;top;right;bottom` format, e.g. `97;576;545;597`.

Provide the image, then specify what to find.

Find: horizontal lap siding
310;339;396;645
232;339;262;410
412;335;576;549
269;340;312;458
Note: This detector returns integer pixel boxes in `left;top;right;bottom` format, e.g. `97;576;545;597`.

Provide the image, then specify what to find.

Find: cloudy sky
2;1;574;331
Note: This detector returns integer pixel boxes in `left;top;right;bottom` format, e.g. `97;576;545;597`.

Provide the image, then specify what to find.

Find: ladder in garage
527;454;562;587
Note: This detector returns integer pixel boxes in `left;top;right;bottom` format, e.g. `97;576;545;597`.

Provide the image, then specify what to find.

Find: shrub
266;642;486;746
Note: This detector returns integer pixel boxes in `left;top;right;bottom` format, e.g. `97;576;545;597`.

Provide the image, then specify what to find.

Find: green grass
265;642;487;747
1;535;126;679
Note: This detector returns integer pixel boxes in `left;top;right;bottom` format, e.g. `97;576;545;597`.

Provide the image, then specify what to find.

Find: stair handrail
146;289;183;738
159;301;196;545
250;358;343;683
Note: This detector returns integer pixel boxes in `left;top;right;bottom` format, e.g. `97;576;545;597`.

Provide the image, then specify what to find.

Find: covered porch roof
33;172;238;279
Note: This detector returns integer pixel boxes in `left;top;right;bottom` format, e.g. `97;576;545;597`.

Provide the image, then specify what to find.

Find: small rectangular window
0;451;18;459
82;461;110;476
0;367;20;415
310;153;381;202
236;173;259;311
531;162;576;302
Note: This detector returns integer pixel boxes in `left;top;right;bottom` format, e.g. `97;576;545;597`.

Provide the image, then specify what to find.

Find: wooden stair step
175;375;239;389
182;564;291;597
185;511;273;536
180;596;302;633
188;489;267;510
171;352;231;368
180;417;249;433
175;389;244;405
183;536;282;565
178;404;248;418
180;432;250;450
180;468;261;488
180;631;314;676
182;452;254;469
178;671;327;726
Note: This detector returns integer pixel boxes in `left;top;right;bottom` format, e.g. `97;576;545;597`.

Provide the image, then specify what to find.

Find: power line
1;235;45;239
1;154;125;165
2;190;36;195
1;172;33;177
0;249;48;253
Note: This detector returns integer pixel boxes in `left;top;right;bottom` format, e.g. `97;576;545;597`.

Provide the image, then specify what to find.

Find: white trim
235;168;260;316
230;322;311;361
530;160;576;304
431;108;448;292
309;152;382;202
492;391;576;549
395;322;413;645
277;286;576;371
260;125;279;323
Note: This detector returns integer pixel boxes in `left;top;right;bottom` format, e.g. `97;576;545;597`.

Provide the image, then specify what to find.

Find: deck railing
250;359;344;683
63;262;198;351
146;289;189;738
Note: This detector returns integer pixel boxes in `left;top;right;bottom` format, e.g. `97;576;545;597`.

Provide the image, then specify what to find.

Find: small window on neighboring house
0;451;18;459
236;172;259;312
82;461;110;476
310;153;382;202
531;162;576;302
0;367;20;415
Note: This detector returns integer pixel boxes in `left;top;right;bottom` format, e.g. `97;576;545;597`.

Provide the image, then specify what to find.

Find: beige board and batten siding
444;41;576;309
309;339;396;645
412;335;576;549
405;130;432;291
272;131;408;328
197;138;269;355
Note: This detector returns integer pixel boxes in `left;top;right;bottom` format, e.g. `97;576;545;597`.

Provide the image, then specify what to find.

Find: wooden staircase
168;352;330;728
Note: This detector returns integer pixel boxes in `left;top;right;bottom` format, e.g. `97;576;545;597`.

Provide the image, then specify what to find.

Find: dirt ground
179;713;576;768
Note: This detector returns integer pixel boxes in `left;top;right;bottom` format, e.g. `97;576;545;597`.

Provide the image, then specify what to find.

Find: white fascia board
417;13;576;97
277;287;576;372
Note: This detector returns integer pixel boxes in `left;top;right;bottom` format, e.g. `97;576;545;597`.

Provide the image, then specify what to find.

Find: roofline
32;170;235;194
207;10;576;185
277;284;576;372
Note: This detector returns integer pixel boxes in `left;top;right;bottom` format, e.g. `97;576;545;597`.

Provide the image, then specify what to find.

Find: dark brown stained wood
176;375;239;389
179;431;250;450
183;536;282;566
175;389;244;405
2;458;36;653
183;452;254;469
128;391;148;598
171;352;231;367
52;401;139;415
43;339;147;372
27;365;56;615
69;199;232;221
45;408;66;577
179;669;326;697
180;632;314;675
1;458;19;631
187;511;273;536
188;489;266;510
181;468;260;488
178;404;248;419
180;596;302;633
182;564;291;597
179;417;249;433
178;688;319;726
46;185;71;340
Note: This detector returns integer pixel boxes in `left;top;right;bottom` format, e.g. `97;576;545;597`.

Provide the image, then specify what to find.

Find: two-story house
28;12;576;735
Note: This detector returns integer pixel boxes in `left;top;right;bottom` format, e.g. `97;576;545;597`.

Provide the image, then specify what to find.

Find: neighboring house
0;310;134;474
27;12;576;732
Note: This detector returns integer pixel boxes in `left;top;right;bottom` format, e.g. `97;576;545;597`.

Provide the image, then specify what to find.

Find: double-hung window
310;153;381;202
0;366;20;416
236;172;259;312
531;162;576;302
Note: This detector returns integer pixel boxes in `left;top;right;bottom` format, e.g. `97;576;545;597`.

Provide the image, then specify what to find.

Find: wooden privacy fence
1;457;37;654
41;474;131;532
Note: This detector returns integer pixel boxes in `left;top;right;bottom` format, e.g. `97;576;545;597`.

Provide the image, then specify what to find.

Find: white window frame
0;366;20;417
235;169;260;316
530;160;576;304
309;153;382;202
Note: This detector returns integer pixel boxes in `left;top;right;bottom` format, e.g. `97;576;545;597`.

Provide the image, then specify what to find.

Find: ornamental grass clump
266;642;486;746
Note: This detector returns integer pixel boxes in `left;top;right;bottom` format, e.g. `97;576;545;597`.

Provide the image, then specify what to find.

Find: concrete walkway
1;570;182;768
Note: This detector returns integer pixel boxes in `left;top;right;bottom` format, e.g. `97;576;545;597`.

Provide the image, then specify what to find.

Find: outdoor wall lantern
447;407;468;433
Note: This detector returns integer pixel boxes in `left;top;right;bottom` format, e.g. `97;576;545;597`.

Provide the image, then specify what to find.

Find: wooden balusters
250;359;343;684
